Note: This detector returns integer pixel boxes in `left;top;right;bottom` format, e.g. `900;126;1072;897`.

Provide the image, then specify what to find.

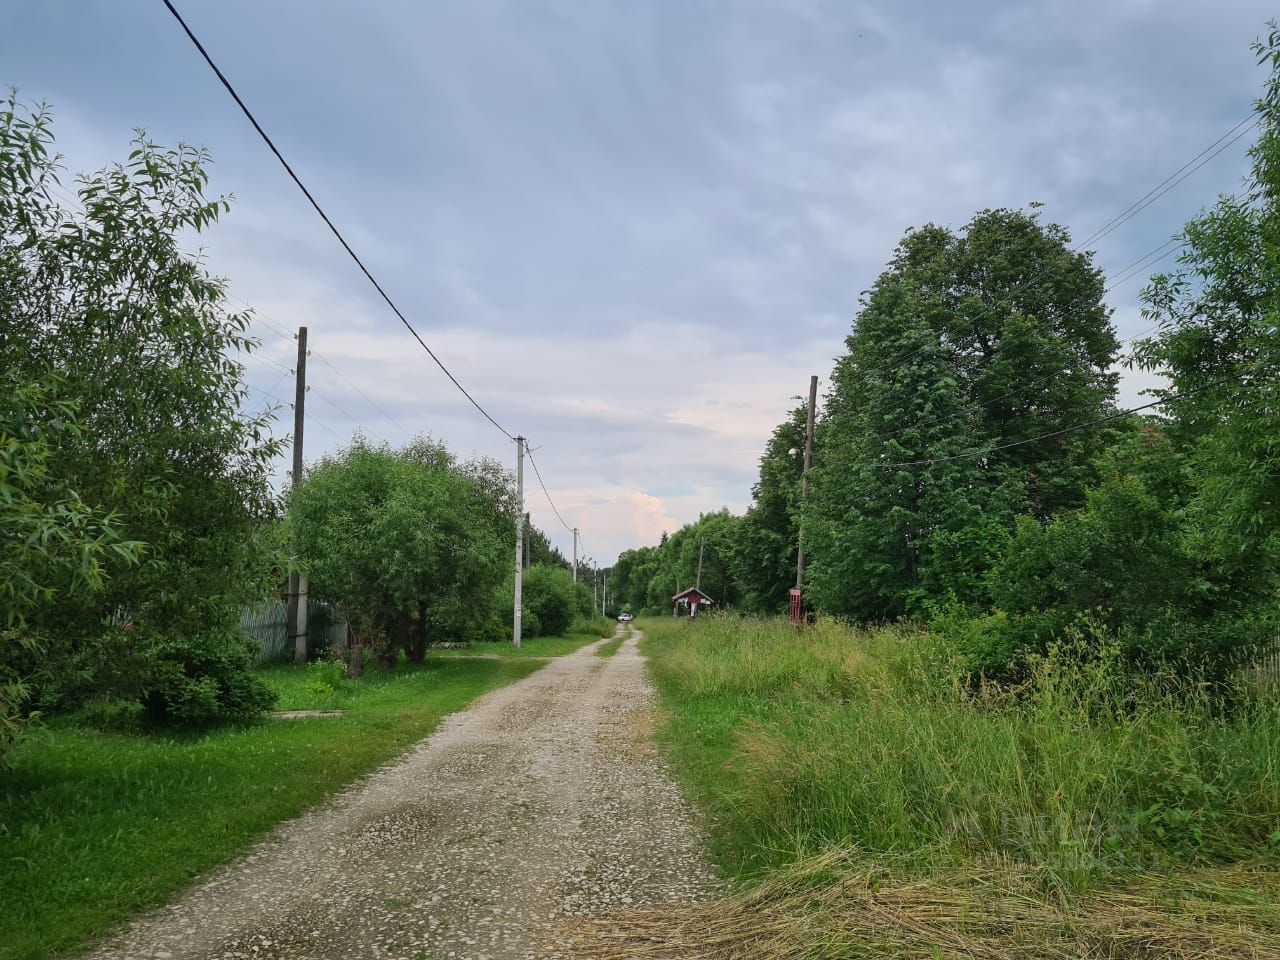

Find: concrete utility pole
523;512;531;570
288;326;309;665
795;374;818;591
602;573;608;616
513;437;525;648
572;528;578;583
696;536;705;591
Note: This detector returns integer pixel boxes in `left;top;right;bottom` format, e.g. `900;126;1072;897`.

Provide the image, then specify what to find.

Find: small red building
671;586;714;619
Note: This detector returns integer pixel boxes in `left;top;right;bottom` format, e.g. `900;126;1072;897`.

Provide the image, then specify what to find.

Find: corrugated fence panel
241;602;287;661
240;601;349;662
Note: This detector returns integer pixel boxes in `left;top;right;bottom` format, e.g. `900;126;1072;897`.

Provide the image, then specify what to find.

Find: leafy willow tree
291;440;514;672
0;379;142;758
804;210;1118;620
1;95;280;722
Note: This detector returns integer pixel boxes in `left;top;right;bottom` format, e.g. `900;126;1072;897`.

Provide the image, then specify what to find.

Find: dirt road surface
86;628;715;960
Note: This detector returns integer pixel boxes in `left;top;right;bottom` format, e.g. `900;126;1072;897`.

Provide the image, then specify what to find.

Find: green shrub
522;565;576;637
305;657;347;696
521;609;542;640
133;624;276;724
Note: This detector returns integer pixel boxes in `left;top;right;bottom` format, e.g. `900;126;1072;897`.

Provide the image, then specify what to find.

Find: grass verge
0;656;541;960
595;628;626;658
572;614;1280;959
433;619;615;660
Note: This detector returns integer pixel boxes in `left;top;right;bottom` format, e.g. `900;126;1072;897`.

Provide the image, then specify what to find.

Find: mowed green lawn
0;655;543;960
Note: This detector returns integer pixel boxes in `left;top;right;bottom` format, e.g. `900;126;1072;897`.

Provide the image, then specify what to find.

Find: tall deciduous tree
805;210;1117;620
0;95;280;722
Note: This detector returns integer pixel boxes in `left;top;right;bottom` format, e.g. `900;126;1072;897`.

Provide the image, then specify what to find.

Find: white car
617;613;634;622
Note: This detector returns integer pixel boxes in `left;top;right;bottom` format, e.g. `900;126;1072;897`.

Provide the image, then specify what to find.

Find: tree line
0;92;597;761
612;28;1280;683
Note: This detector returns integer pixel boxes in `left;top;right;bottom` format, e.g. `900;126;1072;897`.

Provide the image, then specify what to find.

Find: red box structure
788;588;803;624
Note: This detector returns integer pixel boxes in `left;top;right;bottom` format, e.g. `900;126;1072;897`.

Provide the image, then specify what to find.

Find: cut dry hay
563;850;1280;959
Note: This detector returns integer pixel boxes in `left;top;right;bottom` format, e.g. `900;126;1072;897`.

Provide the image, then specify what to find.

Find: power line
525;446;575;535
1076;115;1260;250
873;114;1258;378
1103;237;1184;292
870;318;1164;445
243;383;347;442
869;364;1273;470
162;0;515;441
312;351;416;438
309;386;388;443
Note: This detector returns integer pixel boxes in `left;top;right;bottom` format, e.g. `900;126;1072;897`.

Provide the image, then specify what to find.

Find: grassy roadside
0;655;543;960
432;618;616;660
581;614;1280;959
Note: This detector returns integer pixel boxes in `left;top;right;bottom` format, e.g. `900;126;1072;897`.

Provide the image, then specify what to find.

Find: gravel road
85;627;715;960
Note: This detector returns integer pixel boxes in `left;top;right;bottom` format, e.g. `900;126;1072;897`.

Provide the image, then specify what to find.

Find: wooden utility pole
572;528;578;582
795;374;818;591
288;326;309;665
513;437;525;648
602;573;608;616
696;536;705;590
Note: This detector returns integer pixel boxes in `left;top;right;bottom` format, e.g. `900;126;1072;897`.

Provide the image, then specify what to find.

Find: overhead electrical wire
869;363;1274;470
872;114;1258;378
161;0;515;441
43;48;595;547
526;447;575;535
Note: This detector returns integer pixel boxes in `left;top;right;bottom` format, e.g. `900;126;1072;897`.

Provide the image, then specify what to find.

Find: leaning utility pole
288;326;309;665
572;528;579;582
513;437;525;648
794;375;818;590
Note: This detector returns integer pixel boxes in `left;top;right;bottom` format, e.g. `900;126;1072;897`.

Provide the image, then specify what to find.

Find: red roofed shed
671;586;714;619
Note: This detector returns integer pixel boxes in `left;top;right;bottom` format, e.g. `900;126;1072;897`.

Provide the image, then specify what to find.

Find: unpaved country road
87;628;715;960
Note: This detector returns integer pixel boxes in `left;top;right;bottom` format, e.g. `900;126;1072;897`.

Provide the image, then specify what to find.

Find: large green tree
805;210;1118;620
291;440;514;671
0;95;280;722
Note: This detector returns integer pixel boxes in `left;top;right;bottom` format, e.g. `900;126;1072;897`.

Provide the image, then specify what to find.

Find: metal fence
1249;644;1280;688
240;601;348;662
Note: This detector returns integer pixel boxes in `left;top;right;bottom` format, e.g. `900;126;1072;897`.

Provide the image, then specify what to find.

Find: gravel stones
85;628;716;959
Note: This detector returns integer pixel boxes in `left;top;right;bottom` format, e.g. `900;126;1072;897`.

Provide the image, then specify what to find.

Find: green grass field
0;655;544;960
612;614;1280;959
432;623;612;661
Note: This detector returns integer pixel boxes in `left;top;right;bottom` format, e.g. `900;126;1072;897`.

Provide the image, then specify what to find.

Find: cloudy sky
5;1;1273;563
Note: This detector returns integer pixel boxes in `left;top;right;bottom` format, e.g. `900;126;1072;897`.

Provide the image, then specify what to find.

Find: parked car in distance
617;612;634;622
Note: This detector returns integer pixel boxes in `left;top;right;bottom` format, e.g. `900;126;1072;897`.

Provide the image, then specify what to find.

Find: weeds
592;614;1280;958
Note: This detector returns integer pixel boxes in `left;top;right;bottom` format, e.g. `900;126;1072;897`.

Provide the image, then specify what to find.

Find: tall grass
644;615;1280;889
587;614;1280;957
